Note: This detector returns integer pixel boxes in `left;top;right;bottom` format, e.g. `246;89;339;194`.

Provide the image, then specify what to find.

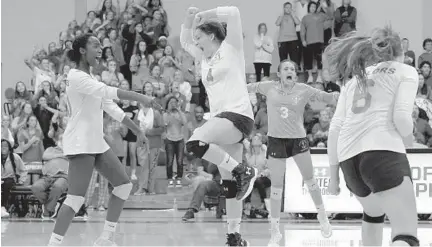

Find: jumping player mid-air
180;6;257;246
247;60;337;246
47;33;158;246
326;27;419;246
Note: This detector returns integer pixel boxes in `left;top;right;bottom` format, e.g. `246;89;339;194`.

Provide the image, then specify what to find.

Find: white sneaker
130;173;137;181
317;210;332;238
93;237;117;246
1;207;10;218
316;75;323;83
267;226;282;247
307;76;314;84
168;180;174;188
176;180;182;187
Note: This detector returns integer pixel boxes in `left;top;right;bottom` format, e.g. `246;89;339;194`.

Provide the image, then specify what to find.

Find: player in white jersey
48;34;158;246
247;60;336;246
180;6;257;246
325;27;420;246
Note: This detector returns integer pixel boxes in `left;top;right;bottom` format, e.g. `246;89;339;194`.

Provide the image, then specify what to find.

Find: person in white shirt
253;23;274;82
325;27;420;247
48;33;158;247
180;6;258;246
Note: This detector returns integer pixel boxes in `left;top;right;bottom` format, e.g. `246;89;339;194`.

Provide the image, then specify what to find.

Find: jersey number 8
351;79;375;114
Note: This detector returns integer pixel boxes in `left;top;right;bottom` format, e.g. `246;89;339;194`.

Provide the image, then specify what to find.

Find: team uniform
180;7;254;139
251;82;333;157
328;62;419;197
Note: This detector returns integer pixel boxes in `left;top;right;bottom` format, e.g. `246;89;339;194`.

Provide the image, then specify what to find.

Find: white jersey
63;69;126;155
180;6;253;120
328;62;418;165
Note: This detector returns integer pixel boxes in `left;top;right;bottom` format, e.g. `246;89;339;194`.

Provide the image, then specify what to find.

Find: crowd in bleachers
2;0;432;220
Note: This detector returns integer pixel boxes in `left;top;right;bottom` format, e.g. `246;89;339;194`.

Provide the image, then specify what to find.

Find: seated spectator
243;134;271;217
102;60;125;87
24;57;56;92
417;73;431;99
309;109;330;147
130;40;153;92
413;105;432;147
334;0;357;37
174;70;192;112
1;139;27;218
11;81;33;117
419;61;432;90
418;38;432;67
18;115;44;164
402;38;416;67
142;81;156;99
304;103;319;134
163;96;187;187
182;162;222;221
11;103;34;152
416;98;432;125
253;23;274;82
31;135;68;218
1;116;15;147
135;102;164;195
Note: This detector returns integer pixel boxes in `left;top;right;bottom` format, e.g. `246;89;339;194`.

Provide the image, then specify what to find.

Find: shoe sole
237;168;258;201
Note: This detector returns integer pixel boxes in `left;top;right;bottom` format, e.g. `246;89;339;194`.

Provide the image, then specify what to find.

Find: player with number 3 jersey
325;27;420;246
247;60;338;246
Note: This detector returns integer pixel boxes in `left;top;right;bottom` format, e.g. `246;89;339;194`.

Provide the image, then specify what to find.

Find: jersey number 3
280;106;289;119
351;79;375;114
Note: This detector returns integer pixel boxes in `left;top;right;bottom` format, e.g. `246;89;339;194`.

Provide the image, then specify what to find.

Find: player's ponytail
323;26;403;88
66;33;96;64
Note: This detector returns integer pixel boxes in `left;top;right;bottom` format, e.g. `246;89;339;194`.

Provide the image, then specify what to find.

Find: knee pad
304;178;319;192
222;180;237;199
363;212;385;223
392;235;420;246
112;183;133;200
270;186;283;200
63;194;85;213
186;140;209;158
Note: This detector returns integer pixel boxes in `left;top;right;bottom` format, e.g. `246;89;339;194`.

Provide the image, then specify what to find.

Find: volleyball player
326;27;420;246
247;60;337;246
48;33;158;246
180;6;257;246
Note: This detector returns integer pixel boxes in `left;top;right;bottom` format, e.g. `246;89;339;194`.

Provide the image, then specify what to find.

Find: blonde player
326;27;420;246
48;33;158;246
181;6;257;246
247;60;337;246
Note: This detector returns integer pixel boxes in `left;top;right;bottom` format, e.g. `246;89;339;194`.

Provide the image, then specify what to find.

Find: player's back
338;61;417;161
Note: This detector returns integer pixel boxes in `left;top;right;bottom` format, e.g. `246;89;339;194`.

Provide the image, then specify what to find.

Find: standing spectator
107;28;128;77
276;3;300;66
135;102;164;195
174;70;192;112
418;38;432;67
130;40;154;92
33;81;59;108
95;0;120;21
122;21;153;67
33;96;56;149
121;100;139;180
420;61;432;89
24;57;56;92
159;45;180;85
84;171;109;211
31;135;69;218
164;81;187;112
334;0;357;37
317;0;335;46
301;1;326;83
402;38;416;67
294;0;310;71
1;139;27;218
254;23;275;82
148;64;166;96
163;96;187;187
18;115;44;164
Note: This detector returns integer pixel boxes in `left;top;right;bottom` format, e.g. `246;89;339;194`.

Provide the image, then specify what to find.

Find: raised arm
327;86;347;167
180;7;203;59
247;81;276;96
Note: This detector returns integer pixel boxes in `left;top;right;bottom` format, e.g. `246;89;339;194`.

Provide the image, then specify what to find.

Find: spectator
323;80;340;93
243;134;271;213
163;96;187;187
294;0;310;71
417;73;431;99
33;81;59;108
181;163;222;221
103;113;127;163
402;38;416;67
413;105;432;147
301;1;326;83
254;23;274;81
1;139;27;218
33;96;56;149
142;81;155;99
309;109;330;147
164;81;187;112
11;81;33;117
120;99;139;180
31;135;68;218
150;9;169;39
11;103;34;149
246;74;258;114
148;64;166;96
174;70;192;112
122;21;153;67
96;0;120;20
18;115;44;164
418;38;432;67
84;171;109;211
48;113;68;143
1;116;15;147
102;60;125;87
419;61;432;89
130;40;154;92
276;3;299;66
254;101;268;137
159;45;180;84
54;64;71;89
317;0;335;47
135;102;164;195
334;0;357;37
24;57;56;92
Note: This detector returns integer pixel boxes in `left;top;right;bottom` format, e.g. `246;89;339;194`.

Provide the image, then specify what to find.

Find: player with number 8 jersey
247;60;338;246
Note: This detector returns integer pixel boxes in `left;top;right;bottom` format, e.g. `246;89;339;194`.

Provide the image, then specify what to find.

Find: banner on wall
284;228;432;247
283;151;432;213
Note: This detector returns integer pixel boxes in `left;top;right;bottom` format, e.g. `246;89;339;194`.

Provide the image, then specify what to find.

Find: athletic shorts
215;112;254;142
340;150;412;197
266;136;310;159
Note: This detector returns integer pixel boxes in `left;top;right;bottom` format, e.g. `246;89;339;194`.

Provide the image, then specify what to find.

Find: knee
186;140;209;159
304;178;319;192
63;194;85;213
392;235;419;246
112;182;133;200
